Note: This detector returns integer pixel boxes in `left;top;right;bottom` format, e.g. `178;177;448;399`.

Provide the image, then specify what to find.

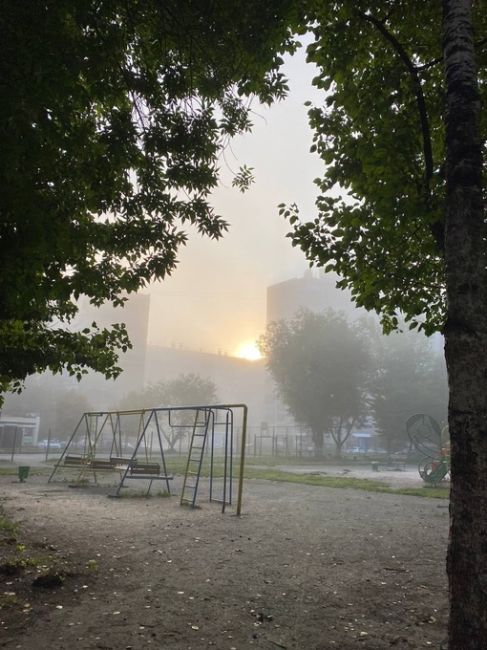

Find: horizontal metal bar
82;404;247;417
124;475;173;481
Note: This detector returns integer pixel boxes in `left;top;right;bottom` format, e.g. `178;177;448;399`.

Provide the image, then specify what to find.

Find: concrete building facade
266;271;364;325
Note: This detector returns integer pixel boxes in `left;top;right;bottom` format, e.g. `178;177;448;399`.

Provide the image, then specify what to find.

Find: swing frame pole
236;404;248;517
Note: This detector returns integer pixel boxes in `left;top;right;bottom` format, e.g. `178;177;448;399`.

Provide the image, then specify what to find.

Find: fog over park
1;41;447;457
6;5;486;647
147;43;324;356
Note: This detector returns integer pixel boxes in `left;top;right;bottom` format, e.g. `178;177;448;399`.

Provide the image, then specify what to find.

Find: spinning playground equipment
406;414;450;485
49;404;248;514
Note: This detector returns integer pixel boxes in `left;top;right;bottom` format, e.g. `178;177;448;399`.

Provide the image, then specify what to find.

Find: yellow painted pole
236;405;248;516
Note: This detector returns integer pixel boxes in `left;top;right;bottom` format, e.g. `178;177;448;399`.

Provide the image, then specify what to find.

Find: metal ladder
209;408;233;513
180;408;212;507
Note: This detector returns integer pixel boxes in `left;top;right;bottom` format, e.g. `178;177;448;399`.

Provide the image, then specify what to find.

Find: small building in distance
0;413;40;449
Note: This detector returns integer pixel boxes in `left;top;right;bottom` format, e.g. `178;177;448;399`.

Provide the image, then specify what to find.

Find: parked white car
37;439;62;450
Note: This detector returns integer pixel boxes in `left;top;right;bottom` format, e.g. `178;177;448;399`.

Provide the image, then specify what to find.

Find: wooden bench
113;462;173;497
127;463;173;483
130;463;163;476
64;455;89;466
90;459;115;471
110;456;137;468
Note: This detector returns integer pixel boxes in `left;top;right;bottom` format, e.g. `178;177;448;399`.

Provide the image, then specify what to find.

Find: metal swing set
49;404;248;514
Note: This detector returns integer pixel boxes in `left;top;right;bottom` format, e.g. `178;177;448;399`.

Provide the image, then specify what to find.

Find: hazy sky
148;45;325;356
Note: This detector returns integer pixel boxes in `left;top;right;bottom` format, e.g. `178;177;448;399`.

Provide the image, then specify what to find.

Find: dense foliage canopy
283;1;487;334
281;4;486;644
259;309;371;455
369;330;448;453
119;373;218;411
0;0;298;399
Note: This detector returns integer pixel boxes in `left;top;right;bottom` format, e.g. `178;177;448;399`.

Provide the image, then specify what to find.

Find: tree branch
416;56;443;72
417;36;487;72
379;7;396;25
355;9;444;252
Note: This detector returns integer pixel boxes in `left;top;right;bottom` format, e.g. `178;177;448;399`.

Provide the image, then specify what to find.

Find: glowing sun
235;340;263;361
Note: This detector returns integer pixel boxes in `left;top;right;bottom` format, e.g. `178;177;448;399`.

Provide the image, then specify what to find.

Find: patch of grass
165;456;229;478
165;456;192;474
0;465;47;478
245;454;400;467
240;468;450;499
242;468;387;490
0;553;50;576
166;452;373;475
394;486;450;499
1;505;56;560
0;592;21;608
155;490;171;498
167;453;449;499
0;512;18;535
34;467;53;476
0;467;17;476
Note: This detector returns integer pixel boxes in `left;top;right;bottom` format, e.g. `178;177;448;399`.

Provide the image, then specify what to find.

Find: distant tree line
259;308;447;457
116;374;218;451
2;372;218;451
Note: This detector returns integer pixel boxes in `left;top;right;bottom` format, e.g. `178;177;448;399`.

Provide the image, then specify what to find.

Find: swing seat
90;459;115;471
110;456;137;468
64;455;89;466
124;463;173;480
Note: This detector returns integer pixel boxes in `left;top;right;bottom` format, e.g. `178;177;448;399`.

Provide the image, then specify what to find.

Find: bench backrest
64;455;89;466
130;463;161;475
90;459;114;470
110;456;137;466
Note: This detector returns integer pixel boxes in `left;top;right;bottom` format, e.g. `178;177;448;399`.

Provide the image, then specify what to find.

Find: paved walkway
256;462;447;489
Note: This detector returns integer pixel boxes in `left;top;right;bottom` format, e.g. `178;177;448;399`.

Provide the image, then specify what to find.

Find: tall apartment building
266;271;362;324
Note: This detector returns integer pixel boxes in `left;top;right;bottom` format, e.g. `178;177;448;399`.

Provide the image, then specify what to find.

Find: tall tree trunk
312;428;324;456
332;416;344;459
443;1;487;647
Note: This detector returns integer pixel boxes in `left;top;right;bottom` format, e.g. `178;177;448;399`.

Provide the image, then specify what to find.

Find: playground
0;471;448;649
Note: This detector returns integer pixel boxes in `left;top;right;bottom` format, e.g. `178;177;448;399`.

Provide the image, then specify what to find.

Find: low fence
0;424;315;461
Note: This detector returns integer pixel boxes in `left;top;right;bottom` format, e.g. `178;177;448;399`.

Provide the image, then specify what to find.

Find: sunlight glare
235;340;263;361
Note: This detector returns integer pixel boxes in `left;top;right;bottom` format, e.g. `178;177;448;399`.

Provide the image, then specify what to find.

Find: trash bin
18;466;30;482
371;461;380;472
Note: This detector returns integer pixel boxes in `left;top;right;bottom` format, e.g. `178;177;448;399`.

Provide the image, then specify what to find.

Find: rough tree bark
443;1;487;647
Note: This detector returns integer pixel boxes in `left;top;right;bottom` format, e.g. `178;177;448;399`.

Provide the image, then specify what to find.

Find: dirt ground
0;473;449;650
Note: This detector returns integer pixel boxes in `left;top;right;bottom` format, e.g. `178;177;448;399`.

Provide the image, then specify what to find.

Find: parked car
37;439;62;450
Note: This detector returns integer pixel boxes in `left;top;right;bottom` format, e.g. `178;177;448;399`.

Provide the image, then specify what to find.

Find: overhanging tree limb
355;8;444;251
417;35;487;72
0;0;297;402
